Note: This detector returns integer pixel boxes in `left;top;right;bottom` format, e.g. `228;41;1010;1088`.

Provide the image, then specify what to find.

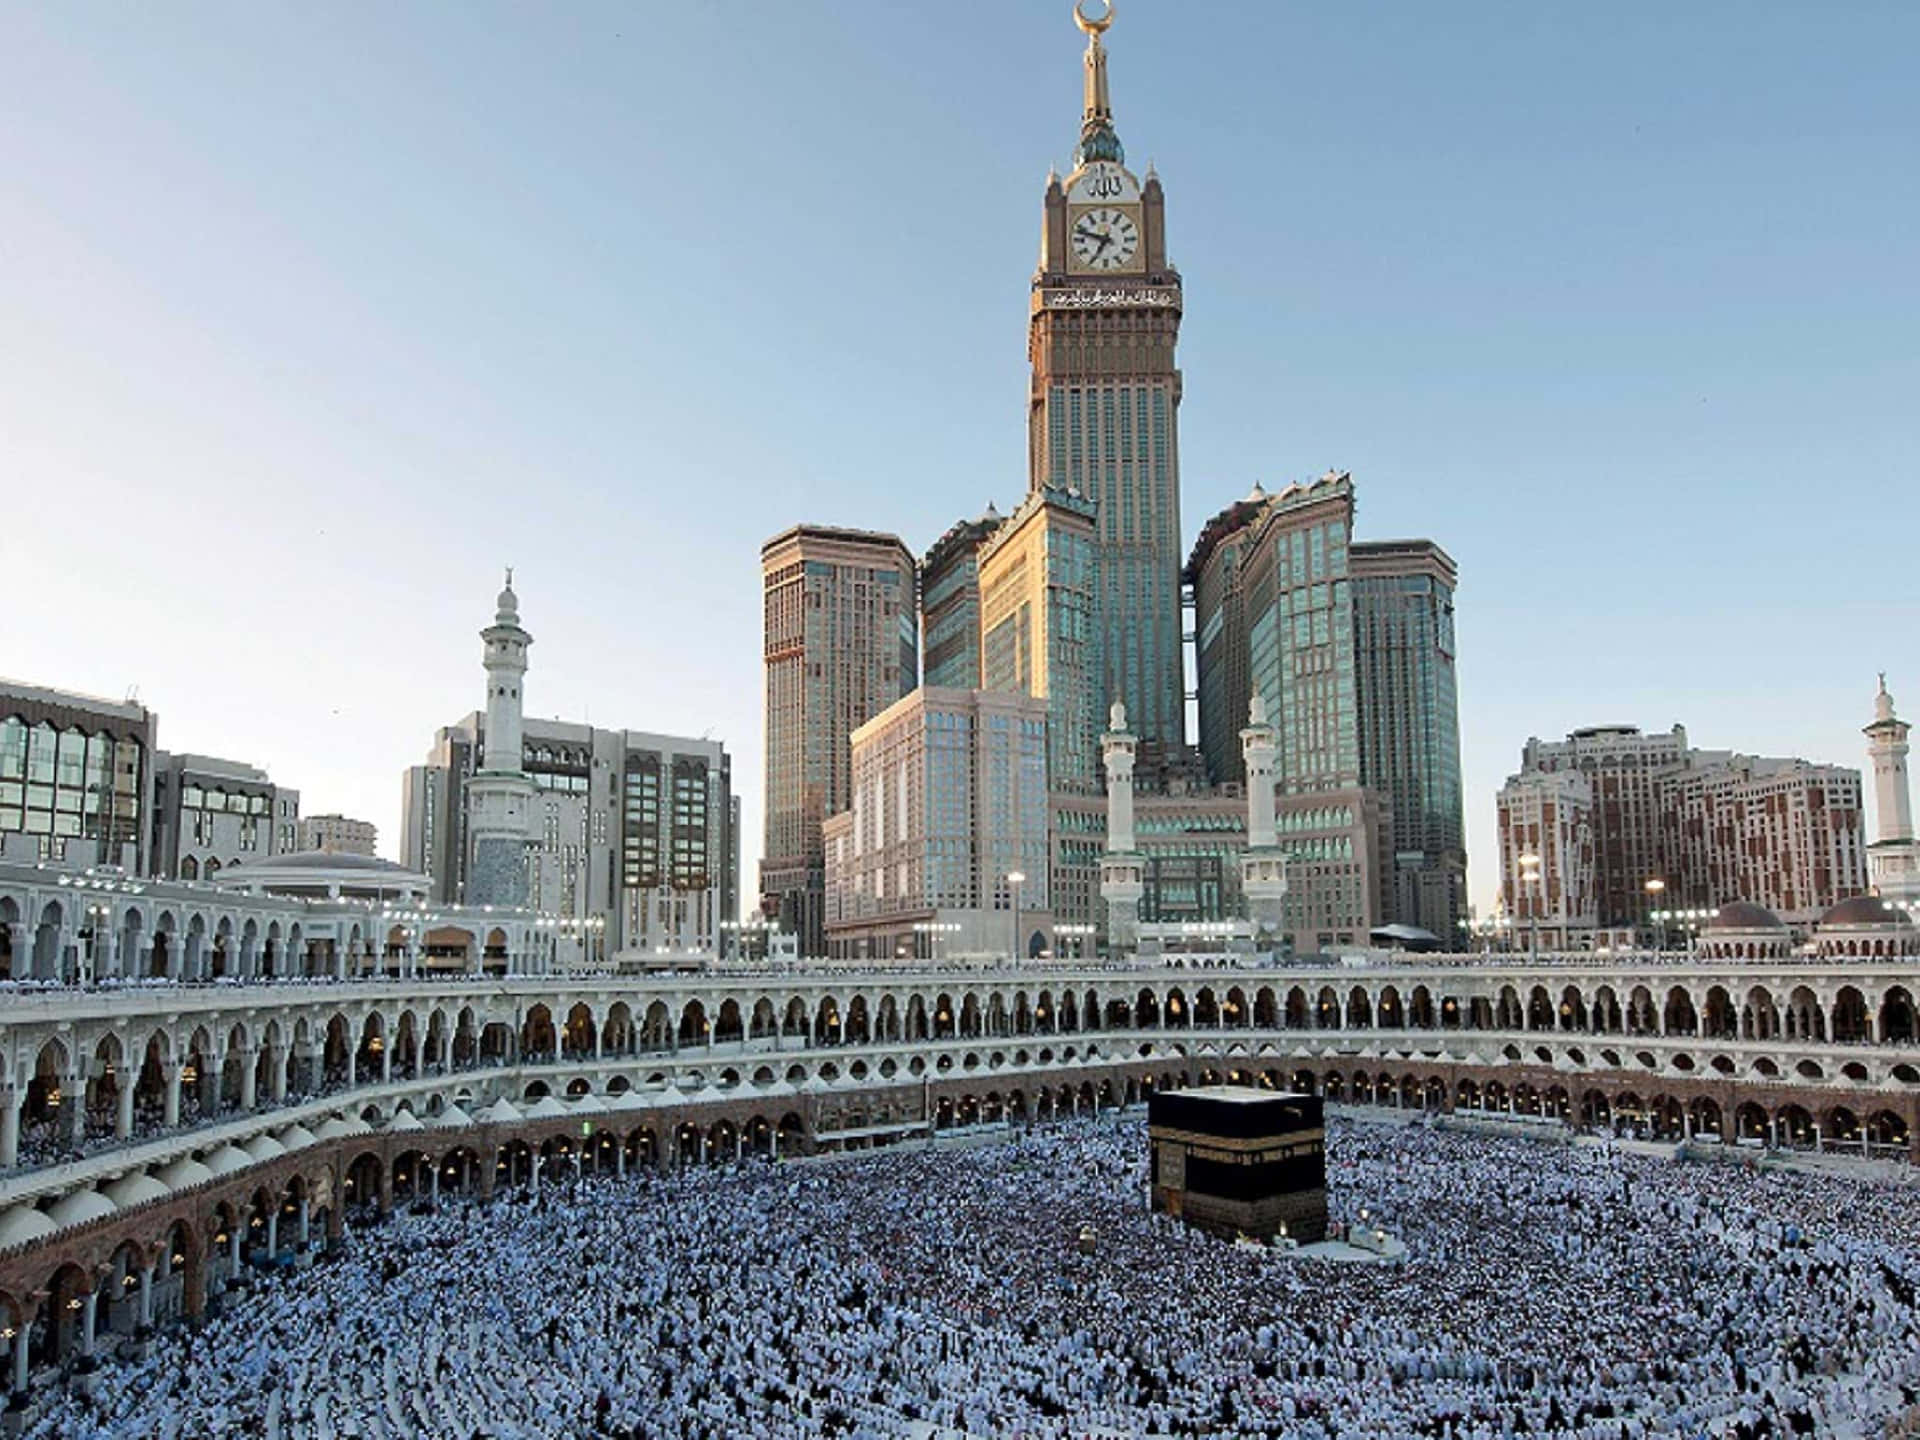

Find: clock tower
1029;0;1186;752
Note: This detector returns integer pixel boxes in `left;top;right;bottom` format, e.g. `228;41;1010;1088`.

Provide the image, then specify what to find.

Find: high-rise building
1501;722;1869;940
1186;486;1268;787
1028;6;1185;749
1496;770;1598;951
0;680;155;874
977;487;1099;791
403;715;735;960
151;754;300;883
920;508;1002;690
822;686;1051;960
760;525;918;956
1866;676;1920;905
1351;539;1466;941
1514;725;1701;930
299;813;378;857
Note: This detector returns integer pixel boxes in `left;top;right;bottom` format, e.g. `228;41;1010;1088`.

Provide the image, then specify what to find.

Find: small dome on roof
313;1115;373;1141
239;850;416;875
385;1108;425;1133
241;1135;286;1164
569;1094;608;1115
1709;901;1786;931
1821;895;1912;928
157;1157;216;1191
103;1173;172;1210
523;1095;569;1120
45;1190;117;1229
202;1145;253;1177
275;1124;319;1152
0;1207;57;1246
480;1098;523;1124
432;1103;476;1129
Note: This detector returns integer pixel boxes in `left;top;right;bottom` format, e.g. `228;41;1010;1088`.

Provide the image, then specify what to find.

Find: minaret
465;571;536;907
1099;699;1145;953
1239;692;1289;945
1865;675;1920;904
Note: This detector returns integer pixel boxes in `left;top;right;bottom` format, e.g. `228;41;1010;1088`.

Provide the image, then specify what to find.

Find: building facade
298;814;378;857
402;716;735;963
0;681;155;875
150;754;300;884
978;487;1100;793
823;687;1051;960
1187;487;1268;788
1027;8;1185;750
1501;723;1869;943
760;526;918;957
919;509;1002;690
1351;539;1466;942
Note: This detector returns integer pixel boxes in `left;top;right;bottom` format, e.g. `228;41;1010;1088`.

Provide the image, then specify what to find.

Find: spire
1073;1;1124;166
495;566;520;624
1876;673;1898;726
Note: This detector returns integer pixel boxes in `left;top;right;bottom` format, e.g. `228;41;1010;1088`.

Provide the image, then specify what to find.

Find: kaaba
1148;1086;1327;1242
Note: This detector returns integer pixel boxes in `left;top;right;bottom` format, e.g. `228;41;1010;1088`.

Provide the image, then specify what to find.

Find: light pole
1005;870;1026;960
1517;852;1541;961
1644;878;1666;953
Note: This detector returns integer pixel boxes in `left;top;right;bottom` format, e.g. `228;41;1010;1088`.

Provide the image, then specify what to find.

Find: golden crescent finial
1075;0;1114;36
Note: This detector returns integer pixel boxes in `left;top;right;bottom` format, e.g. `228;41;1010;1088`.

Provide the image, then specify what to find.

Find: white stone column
138;1265;154;1328
0;1088;21;1167
10;1325;27;1393
64;1066;87;1145
265;1209;278;1258
239;1049;258;1111
116;1075;135;1140
163;1064;181;1128
80;1289;97;1356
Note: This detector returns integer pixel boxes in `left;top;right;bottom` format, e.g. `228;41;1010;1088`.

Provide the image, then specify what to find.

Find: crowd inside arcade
12;1113;1920;1440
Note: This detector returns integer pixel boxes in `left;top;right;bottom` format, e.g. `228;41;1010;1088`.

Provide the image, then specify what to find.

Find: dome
274;1124;319;1152
237;850;417;875
156;1157;216;1191
523;1095;570;1120
102;1173;172;1209
1709;901;1786;931
385;1108;425;1133
202;1145;253;1177
480;1098;523;1125
569;1094;608;1115
432;1103;476;1129
0;1207;57;1247
45;1189;117;1229
241;1135;286;1164
1820;896;1912;928
313;1115;373;1141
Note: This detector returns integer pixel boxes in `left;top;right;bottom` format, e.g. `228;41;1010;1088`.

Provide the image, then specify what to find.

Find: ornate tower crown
1074;0;1124;166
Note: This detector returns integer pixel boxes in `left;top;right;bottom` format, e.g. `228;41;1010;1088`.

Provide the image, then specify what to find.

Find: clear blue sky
4;2;1916;915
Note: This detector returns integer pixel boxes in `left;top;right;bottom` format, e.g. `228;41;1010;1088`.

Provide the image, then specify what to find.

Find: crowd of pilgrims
22;1114;1920;1440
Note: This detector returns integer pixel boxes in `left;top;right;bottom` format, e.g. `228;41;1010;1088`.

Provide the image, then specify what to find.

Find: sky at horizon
3;2;1916;917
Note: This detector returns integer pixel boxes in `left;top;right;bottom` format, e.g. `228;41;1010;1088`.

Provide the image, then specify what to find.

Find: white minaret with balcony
1239;692;1289;945
1866;674;1920;905
465;571;537;907
1099;700;1144;953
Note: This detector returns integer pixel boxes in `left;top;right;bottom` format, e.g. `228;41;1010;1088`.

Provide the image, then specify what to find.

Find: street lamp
1644;878;1666;953
1005;870;1026;960
1517;853;1541;962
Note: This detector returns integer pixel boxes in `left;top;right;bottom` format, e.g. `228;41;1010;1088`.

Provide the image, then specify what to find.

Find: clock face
1070;207;1140;271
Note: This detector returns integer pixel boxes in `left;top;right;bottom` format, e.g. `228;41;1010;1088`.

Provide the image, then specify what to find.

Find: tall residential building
1660;758;1865;926
0;680;155;874
1186;486;1268;787
977;487;1100;792
1501;722;1868;940
920;508;1002;689
1027;7;1185;749
760;525;918;956
1496;770;1599;950
1516;724;1702;929
823;686;1051;960
1865;676;1920;905
402;716;735;960
1241;472;1360;794
151;754;300;883
1351;539;1466;941
299;813;378;857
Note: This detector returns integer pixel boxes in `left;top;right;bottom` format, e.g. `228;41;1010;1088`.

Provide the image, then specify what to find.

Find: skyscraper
977;486;1099;792
1351;539;1466;940
760;525;918;956
1028;6;1185;750
1187;485;1269;786
920;508;1002;690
